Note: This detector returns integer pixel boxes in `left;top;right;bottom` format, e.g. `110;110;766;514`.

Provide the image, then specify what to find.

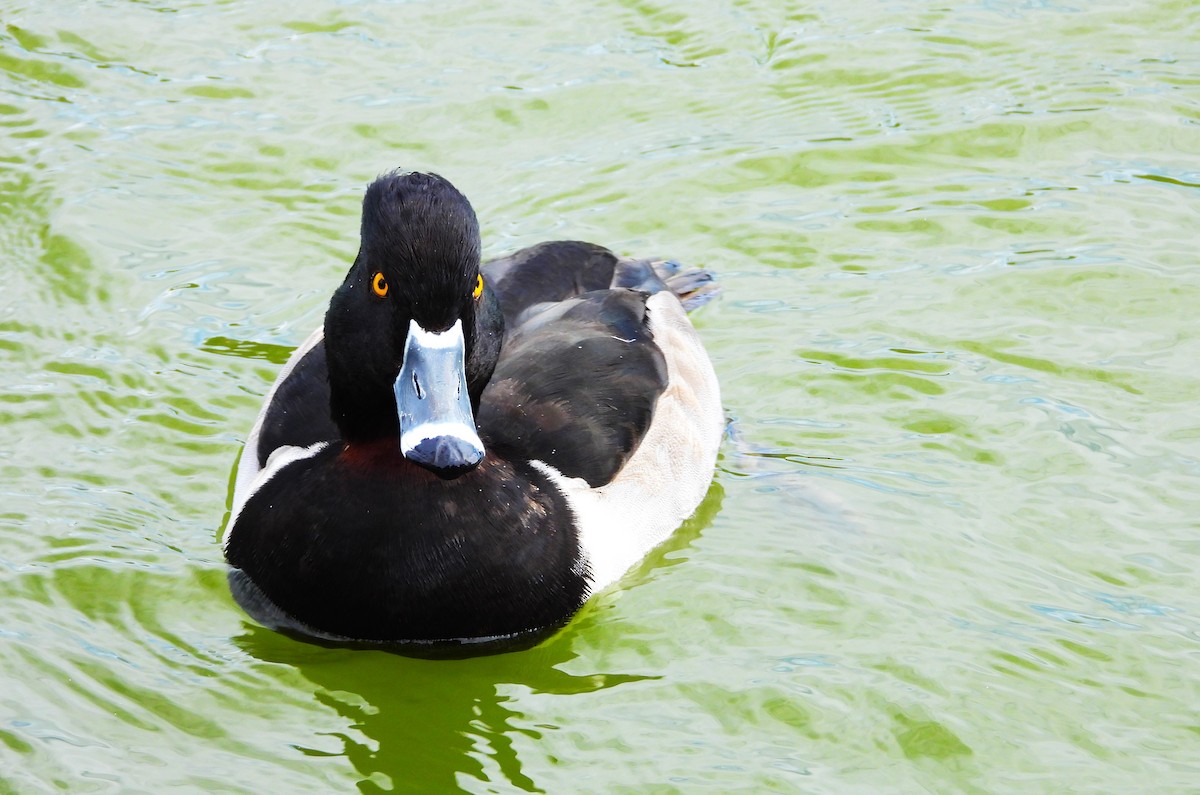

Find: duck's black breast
226;442;589;643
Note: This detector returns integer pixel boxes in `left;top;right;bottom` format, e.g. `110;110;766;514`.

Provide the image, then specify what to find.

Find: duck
221;170;723;651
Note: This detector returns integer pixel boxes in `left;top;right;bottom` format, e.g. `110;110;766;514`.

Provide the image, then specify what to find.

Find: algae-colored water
2;0;1198;791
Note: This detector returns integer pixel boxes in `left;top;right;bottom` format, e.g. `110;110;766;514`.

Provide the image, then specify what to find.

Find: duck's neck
463;284;505;410
323;291;399;445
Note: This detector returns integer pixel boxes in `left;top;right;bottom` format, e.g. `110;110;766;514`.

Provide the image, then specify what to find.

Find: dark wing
253;340;340;468
482;240;720;321
477;288;668;488
482;241;620;327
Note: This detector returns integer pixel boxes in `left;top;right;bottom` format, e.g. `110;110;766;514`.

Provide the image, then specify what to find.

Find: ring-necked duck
221;171;722;651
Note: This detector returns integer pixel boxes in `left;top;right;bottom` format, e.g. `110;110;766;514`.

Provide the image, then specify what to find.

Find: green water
2;0;1198;791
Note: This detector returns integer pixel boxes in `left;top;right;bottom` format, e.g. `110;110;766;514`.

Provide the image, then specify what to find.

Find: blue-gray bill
394;318;484;477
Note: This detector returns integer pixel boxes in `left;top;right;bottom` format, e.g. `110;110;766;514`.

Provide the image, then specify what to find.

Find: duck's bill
395;318;485;477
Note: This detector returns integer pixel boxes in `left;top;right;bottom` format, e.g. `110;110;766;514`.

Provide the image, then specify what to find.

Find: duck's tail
651;258;720;312
613;256;721;313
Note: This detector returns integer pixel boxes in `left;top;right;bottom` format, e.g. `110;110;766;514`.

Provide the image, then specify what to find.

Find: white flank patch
222;441;328;551
531;290;724;595
231;326;325;507
223;325;327;550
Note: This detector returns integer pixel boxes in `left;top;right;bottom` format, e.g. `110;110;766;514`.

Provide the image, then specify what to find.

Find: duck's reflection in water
233;610;651;792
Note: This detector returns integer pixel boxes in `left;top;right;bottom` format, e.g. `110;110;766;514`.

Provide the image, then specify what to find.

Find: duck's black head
324;171;504;477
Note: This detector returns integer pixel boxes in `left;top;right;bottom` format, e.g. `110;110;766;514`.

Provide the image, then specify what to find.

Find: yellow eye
371;272;389;298
472;274;484;300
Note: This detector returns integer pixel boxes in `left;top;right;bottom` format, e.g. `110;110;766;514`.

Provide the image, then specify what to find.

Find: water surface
2;0;1198;792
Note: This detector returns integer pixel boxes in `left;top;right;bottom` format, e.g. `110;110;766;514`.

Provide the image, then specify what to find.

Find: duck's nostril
412;371;424;399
